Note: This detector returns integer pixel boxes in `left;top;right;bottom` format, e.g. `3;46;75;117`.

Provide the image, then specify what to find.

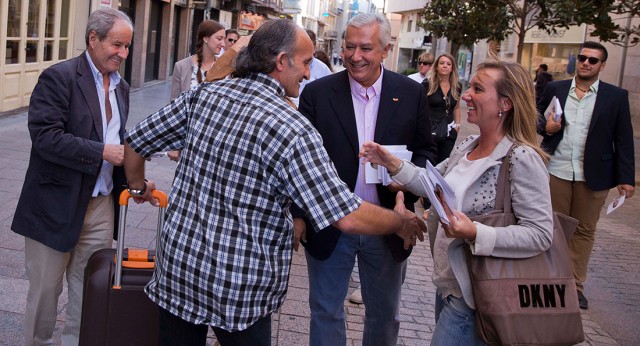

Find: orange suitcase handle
119;189;168;207
114;189;167;288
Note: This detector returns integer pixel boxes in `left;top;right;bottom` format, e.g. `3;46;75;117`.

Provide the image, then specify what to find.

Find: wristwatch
127;180;147;197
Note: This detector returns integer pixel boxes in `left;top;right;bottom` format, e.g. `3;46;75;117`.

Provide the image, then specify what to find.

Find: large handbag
466;146;584;345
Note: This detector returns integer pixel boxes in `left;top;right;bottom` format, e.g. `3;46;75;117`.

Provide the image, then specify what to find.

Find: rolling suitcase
79;190;168;346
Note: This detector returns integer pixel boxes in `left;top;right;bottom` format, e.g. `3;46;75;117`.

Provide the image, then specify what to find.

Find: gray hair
235;19;299;77
347;13;391;48
85;8;133;46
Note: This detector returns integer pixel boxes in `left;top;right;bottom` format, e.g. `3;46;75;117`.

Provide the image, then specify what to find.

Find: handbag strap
493;144;517;214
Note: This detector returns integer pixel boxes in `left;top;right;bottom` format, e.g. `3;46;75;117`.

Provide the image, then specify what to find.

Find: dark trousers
159;306;272;346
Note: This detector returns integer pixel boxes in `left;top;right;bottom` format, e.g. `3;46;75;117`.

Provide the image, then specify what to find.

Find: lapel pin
392;98;399;102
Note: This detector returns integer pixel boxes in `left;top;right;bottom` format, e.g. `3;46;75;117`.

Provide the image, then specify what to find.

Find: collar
251;73;287;98
445;135;514;176
571;77;599;93
347;65;384;100
85;51;121;88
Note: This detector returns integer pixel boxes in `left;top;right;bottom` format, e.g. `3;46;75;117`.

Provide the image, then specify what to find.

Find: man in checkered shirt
123;20;427;345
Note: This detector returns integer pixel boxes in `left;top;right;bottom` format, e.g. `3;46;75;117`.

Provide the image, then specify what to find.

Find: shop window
7;0;22;37
45;0;55;38
27;0;40;38
26;40;38;63
60;0;69;37
59;39;68;60
44;40;54;61
5;41;20;64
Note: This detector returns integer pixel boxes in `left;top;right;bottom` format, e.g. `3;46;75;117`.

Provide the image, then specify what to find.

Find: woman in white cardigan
360;60;553;345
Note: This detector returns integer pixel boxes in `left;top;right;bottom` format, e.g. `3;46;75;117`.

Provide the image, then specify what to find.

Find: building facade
0;0;294;114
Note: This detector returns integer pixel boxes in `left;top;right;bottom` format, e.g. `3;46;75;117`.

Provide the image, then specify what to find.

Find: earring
498;110;503;117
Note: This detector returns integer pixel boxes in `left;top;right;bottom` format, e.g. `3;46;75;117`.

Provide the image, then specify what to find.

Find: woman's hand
359;141;402;174
439;196;477;240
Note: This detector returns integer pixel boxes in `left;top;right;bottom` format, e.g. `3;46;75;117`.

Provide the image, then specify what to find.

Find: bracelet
389;160;404;177
453;123;461;128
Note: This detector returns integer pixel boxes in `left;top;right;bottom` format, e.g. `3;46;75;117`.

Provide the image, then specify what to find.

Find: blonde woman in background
423;53;462;163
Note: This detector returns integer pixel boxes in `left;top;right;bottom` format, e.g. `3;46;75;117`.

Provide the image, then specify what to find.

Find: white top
547;78;600;182
85;52;122;197
407;72;428;83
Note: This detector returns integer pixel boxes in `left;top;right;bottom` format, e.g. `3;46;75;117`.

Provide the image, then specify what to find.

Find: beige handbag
466;147;584;345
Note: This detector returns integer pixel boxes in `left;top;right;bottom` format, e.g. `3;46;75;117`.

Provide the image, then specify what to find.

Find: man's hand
617;184;635;199
167;150;181;162
544;113;562;135
393;191;426;249
103;144;124;166
293;218;306;251
132;179;159;206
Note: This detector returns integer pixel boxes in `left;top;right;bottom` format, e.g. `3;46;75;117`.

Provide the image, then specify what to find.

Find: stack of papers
418;162;457;225
544;96;563;122
364;145;413;186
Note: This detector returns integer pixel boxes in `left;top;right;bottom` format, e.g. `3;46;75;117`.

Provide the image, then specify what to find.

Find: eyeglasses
577;54;602;65
419;61;433;66
227;38;238;44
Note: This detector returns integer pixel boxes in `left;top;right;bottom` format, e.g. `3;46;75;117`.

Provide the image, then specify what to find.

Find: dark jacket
296;69;437;261
11;53;129;252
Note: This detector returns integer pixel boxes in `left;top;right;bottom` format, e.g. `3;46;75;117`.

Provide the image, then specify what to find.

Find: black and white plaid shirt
125;74;361;331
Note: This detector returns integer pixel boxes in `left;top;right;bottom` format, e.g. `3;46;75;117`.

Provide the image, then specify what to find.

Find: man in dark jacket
537;41;634;310
11;8;132;345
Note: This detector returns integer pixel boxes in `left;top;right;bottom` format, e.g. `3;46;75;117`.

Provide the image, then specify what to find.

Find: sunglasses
577;54;602;65
419;61;433;66
227;38;238;44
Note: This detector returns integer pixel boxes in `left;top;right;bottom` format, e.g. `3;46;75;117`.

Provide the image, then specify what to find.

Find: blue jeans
306;233;405;346
431;293;485;346
158;306;271;346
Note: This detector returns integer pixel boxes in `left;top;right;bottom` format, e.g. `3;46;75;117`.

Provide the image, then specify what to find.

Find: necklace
201;61;214;71
575;84;590;93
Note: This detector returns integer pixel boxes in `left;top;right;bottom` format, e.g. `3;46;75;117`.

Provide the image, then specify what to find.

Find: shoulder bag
467;145;584;345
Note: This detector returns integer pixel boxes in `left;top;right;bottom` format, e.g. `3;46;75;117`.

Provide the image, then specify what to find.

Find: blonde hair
427;54;460;100
477;59;548;161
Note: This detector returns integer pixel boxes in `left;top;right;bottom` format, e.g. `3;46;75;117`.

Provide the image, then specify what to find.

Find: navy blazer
11;53;129;252
297;69;437;261
537;79;635;191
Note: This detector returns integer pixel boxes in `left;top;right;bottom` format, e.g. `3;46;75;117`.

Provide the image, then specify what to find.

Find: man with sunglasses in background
537;41;635;310
407;52;434;83
225;29;240;47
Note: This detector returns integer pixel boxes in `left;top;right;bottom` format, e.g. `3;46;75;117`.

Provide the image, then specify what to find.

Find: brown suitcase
79;190;168;346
